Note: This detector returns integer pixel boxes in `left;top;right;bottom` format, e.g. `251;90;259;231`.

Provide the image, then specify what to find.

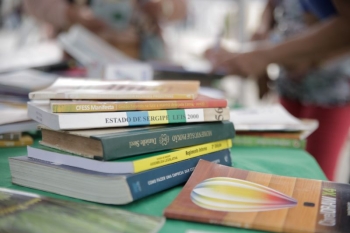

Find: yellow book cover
27;139;232;174
165;160;350;233
29;78;200;100
0;135;33;147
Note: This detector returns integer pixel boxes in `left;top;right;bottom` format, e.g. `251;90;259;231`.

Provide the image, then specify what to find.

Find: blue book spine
126;149;232;201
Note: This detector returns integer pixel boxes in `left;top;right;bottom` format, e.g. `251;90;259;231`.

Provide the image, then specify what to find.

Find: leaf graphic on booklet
191;177;297;212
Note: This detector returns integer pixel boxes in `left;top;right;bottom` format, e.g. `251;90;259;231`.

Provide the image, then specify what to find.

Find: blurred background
0;0;349;182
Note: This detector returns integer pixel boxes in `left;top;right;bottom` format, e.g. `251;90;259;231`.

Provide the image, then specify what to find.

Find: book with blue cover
9;149;232;204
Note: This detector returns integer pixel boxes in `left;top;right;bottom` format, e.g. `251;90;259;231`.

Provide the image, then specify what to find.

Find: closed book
50;94;227;113
165;160;350;233
28;78;200;100
10;149;231;205
27;139;232;173
233;135;306;149
28;102;230;130
0;135;33;147
0;132;21;141
0;188;165;233
39;121;235;160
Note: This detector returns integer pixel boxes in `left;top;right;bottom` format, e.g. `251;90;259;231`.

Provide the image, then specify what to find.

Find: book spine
100;121;235;160
133;139;232;173
58;108;230;130
126;149;232;201
51;99;227;113
0;136;33;147
30;93;197;100
233;135;306;149
0;132;21;141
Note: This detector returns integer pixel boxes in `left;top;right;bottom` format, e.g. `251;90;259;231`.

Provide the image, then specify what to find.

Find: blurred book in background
0;41;63;73
0;103;37;146
230;105;318;149
0;69;57;104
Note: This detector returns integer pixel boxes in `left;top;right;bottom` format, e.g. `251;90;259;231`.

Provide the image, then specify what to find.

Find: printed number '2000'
187;114;199;120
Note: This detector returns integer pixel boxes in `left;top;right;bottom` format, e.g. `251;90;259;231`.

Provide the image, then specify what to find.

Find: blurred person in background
206;0;350;181
23;0;187;60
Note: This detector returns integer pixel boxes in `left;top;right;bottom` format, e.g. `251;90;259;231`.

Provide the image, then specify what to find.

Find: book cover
28;102;230;130
39;121;235;160
233;135;306;149
0;120;38;134
10;149;232;204
0;135;33;147
27;139;232;174
164;160;350;233
0;188;165;233
28;78;200;100
50;94;227;113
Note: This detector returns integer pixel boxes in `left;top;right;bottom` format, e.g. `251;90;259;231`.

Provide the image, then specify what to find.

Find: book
28;78;200;100
27;139;232;174
230;105;317;133
0;132;21;140
0;135;33;147
10;149;232;204
0;120;38;134
0;41;63;73
58;25;134;67
233;135;306;149
0;69;57;97
164;160;350;233
0;188;165;233
28;102;230;130
0;103;31;125
50;94;227;113
39;121;235;160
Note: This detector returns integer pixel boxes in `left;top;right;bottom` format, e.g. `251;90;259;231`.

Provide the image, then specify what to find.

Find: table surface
0;139;327;233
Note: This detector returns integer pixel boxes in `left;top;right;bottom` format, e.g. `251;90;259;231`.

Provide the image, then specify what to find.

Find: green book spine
95;121;235;160
233;135;306;149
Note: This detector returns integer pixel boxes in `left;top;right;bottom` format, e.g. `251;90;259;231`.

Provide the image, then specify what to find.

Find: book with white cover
0;41;63;73
0;69;57;95
27;102;229;130
58;25;133;66
230;105;318;133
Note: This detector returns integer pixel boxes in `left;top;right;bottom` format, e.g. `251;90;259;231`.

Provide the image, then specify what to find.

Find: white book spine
27;146;133;173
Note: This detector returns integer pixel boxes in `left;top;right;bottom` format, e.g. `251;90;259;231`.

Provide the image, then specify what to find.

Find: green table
0;141;326;233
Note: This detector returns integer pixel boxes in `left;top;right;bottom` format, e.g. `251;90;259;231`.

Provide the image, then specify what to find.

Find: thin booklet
165;160;350;233
28;78;200;100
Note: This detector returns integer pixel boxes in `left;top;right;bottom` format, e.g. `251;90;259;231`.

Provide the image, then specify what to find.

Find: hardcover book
10;149;231;204
39;121;235;160
0;188;165;233
27;139;232;174
164;160;350;233
28;102;230;130
50;94;227;113
28;78;200;100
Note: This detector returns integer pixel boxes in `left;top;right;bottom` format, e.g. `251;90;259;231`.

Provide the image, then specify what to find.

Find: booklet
0;188;165;233
165;160;350;233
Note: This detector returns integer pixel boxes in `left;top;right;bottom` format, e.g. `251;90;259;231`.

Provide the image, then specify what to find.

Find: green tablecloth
0;141;327;233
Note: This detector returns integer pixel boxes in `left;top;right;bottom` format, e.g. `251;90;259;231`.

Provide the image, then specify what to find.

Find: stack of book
9;78;235;204
230;105;318;149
